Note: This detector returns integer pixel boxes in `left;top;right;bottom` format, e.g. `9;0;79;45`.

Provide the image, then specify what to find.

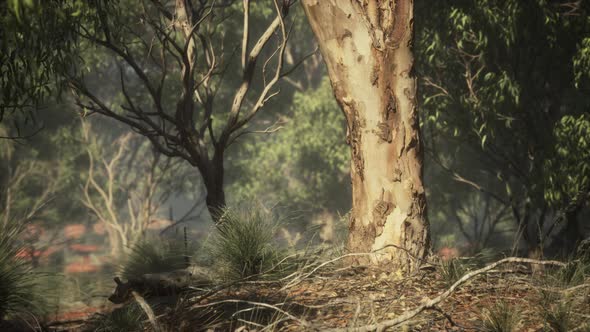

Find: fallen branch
572;322;590;332
132;291;161;332
536;282;590;295
324;257;566;332
282;252;378;290
190;299;310;328
282;244;432;290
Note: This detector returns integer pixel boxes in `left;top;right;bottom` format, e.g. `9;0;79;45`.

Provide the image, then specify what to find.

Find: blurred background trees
228;78;350;225
416;0;590;257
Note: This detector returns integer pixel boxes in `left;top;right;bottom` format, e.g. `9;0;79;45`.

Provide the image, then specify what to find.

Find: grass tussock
439;258;469;286
0;222;48;321
481;301;521;332
84;304;145;332
554;261;588;287
541;248;590;289
541;299;574;332
208;206;287;281
438;250;498;286
122;237;190;281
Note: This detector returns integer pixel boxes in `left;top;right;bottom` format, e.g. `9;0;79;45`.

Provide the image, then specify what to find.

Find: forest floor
49;256;590;332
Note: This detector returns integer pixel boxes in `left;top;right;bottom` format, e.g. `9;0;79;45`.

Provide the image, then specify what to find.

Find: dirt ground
48;258;590;332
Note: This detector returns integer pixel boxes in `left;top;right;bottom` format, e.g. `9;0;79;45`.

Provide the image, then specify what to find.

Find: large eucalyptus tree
301;0;430;269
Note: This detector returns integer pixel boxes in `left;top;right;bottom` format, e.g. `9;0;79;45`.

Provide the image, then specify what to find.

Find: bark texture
302;0;430;269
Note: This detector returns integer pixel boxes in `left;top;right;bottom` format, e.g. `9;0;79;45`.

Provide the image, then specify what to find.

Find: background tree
80;120;197;256
0;0;80;136
228;78;350;223
302;0;430;269
0;106;86;267
67;0;297;220
416;0;590;257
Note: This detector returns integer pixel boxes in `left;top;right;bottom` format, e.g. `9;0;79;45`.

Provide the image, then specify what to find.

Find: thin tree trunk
302;0;430;270
200;150;226;222
106;227;122;257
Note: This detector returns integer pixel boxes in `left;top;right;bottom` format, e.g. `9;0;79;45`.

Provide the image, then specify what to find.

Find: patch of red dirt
64;224;87;239
69;243;102;253
65;256;101;273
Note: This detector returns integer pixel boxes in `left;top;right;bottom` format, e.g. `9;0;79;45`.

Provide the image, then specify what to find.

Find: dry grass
67;254;588;331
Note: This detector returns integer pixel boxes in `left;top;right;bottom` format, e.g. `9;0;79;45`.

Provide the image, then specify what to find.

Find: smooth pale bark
302;0;430;269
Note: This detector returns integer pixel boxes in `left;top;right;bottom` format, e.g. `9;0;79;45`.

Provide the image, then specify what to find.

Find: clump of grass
208;206;286;281
481;301;521;332
122;237;190;281
544;255;589;289
556;261;587;286
541;300;574;332
575;239;590;263
438;251;495;286
85;304;145;332
438;258;468;286
0;222;47;320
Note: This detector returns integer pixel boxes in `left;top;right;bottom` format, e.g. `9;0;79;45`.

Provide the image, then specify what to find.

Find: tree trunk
203;177;225;222
302;0;430;269
200;150;226;222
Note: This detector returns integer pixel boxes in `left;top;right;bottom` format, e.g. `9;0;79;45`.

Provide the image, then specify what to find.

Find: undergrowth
540;297;574;332
84;304;145;332
0;222;48;321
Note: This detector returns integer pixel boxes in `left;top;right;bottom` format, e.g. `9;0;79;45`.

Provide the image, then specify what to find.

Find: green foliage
0;108;86;234
121;238;189;281
0;222;46;320
417;0;590;252
544;114;590;206
207;206;285;281
229;78;350;214
574;37;590;88
1;0;82;125
85;304;145;332
481;301;521;332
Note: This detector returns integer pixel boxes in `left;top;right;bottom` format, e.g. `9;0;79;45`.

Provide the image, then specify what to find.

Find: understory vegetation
0;223;43;319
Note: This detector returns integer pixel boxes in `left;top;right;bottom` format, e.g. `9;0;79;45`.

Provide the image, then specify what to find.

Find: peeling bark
302;0;430;270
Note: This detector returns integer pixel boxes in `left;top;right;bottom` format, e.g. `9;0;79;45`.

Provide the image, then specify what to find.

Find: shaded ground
48;258;590;331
